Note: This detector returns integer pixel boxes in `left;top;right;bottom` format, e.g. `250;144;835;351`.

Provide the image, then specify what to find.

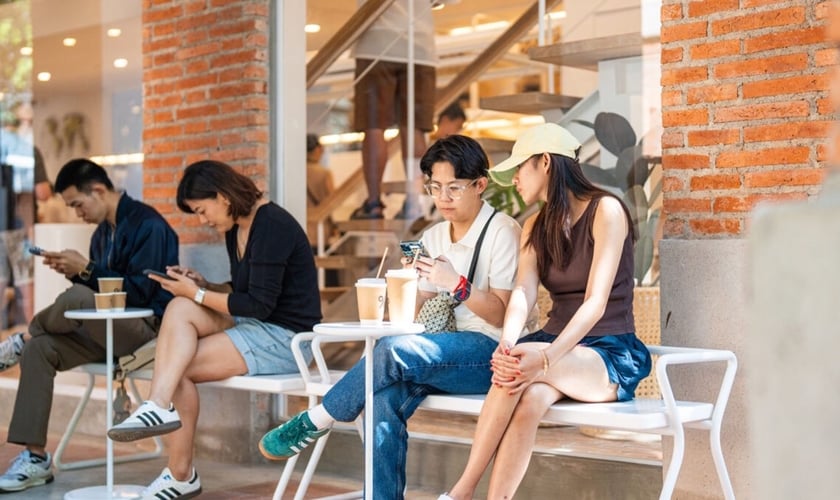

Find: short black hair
177;160;262;219
306;133;321;153
437;102;466;123
420;135;488;180
54;158;114;194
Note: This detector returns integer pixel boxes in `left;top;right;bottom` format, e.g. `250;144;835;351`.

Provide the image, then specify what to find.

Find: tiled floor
0;429;382;499
0;325;662;498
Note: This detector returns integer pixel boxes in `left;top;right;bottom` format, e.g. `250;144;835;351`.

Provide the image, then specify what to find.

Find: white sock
307;404;335;430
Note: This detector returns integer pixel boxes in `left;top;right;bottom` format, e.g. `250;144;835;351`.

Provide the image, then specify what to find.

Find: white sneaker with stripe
141;467;201;500
107;400;181;442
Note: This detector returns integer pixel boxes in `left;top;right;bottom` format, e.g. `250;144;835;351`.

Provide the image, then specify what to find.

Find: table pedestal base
64;484;145;499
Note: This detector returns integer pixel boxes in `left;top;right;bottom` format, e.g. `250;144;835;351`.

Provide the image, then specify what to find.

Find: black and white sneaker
0;449;53;492
141;467;201;500
108;400;181;442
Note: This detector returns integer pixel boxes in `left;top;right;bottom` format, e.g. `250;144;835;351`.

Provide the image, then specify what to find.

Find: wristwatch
194;287;206;305
78;261;94;280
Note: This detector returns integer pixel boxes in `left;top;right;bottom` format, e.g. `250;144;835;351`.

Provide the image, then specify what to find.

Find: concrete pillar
746;174;840;500
659;239;751;499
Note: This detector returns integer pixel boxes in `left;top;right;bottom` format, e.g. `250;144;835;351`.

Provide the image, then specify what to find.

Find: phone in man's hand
142;269;175;280
28;246;48;256
399;240;430;260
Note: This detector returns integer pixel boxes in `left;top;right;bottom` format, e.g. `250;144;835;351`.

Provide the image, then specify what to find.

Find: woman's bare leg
487;346;618;498
146;297;233;407
162;331;247;480
446;384;523;500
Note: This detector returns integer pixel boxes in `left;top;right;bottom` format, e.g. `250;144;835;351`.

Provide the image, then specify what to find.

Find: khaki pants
7;284;158;447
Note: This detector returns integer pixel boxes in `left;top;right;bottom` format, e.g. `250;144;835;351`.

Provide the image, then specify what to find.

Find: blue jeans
322;331;497;500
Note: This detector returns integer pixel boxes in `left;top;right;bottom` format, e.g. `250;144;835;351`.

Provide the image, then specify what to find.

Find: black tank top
541;197;635;337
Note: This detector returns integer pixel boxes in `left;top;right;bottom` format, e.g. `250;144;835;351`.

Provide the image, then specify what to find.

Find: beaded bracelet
452;275;472;302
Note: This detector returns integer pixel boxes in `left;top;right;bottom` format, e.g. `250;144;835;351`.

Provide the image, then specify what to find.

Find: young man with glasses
259;135;529;499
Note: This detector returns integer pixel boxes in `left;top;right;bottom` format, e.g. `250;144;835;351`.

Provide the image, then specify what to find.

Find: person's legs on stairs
352;128;387;219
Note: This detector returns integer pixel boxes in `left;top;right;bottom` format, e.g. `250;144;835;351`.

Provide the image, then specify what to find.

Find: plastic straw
375;246;389;279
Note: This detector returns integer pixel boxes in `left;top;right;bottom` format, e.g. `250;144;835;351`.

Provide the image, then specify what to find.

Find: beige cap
489;123;582;186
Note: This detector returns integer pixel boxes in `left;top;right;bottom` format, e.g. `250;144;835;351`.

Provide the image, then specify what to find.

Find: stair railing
307;0;564;290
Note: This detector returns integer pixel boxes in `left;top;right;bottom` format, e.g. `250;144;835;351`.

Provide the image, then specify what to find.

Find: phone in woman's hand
143;269;175;280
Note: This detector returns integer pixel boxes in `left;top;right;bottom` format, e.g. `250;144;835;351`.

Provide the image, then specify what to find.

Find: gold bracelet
538;349;550;376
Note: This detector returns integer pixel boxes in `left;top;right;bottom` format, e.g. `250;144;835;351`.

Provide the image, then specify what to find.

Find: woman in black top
109;160;321;499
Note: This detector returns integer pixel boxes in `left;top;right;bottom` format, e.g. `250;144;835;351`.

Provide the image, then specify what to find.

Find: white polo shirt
420;202;521;340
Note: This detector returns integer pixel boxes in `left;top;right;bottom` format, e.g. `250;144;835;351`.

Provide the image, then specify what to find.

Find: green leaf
593;112;637;157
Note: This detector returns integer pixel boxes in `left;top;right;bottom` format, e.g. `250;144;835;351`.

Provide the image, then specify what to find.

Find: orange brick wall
660;0;833;238
142;0;270;244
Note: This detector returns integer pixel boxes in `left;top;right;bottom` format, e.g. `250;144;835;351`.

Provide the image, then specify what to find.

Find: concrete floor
0;428;441;499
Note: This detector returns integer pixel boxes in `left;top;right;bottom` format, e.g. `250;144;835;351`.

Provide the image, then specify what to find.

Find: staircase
310;1;652;322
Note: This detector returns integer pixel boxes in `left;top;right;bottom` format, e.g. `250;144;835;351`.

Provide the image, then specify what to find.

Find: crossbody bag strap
466;209;498;283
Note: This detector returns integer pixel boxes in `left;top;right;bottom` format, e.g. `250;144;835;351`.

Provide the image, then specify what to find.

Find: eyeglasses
424;179;479;200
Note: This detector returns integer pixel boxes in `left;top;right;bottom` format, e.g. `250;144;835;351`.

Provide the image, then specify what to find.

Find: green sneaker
259;411;330;461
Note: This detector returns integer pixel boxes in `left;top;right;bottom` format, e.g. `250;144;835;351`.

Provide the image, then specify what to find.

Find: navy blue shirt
225;202;321;332
72;194;179;318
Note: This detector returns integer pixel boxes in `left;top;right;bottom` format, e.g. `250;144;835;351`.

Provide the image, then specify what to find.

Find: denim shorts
517;330;651;401
225;317;312;376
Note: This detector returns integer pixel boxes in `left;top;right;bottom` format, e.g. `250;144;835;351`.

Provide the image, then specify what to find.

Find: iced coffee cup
355;278;387;325
385;268;418;325
98;277;124;293
94;293;113;312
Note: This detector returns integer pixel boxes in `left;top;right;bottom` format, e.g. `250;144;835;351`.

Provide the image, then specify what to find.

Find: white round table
312;321;425;500
63;308;154;500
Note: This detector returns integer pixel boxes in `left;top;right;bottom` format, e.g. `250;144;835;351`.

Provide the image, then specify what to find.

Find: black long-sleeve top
225;202;321;332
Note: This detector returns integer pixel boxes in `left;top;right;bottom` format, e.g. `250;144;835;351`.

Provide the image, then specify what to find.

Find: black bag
416;210;497;333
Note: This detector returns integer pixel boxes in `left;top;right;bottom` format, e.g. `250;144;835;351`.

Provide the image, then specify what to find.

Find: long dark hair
177;160;262;219
527;153;635;277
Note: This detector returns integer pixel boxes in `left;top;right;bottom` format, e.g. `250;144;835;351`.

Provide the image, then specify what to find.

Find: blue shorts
517;331;651;401
225;317;313;376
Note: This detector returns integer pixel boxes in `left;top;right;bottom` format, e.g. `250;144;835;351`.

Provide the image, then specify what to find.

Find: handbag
416;210;497;333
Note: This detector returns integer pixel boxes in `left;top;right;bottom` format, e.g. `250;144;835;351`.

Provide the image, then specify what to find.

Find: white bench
291;334;738;500
53;349;344;500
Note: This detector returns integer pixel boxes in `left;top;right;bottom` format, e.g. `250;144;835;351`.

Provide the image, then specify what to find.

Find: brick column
661;0;830;238
141;0;273;462
659;1;831;498
142;0;270;246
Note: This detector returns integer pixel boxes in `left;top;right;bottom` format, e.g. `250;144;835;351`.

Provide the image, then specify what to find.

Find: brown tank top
541;197;635;337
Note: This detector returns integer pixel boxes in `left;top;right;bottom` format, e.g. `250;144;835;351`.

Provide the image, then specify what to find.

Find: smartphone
399;240;430;259
28;246;47;256
142;268;175;280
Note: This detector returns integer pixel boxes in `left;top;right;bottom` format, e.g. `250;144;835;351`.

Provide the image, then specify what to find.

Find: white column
271;0;307;225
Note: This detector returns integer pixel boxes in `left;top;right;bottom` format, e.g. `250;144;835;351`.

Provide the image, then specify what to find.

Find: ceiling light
304;24;321;33
63;38;77;47
431;2;445;10
37;72;51;82
19;47;32;56
548;11;567;20
113;58;128;68
107;28;122;37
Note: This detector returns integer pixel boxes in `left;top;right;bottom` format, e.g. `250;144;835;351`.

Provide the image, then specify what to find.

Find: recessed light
304;24;321;33
113;58;128;68
37;72;51;82
63;38;77;47
107;28;122;37
19;47;32;56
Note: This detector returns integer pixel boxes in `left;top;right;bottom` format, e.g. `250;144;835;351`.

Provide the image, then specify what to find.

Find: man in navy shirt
0;158;179;493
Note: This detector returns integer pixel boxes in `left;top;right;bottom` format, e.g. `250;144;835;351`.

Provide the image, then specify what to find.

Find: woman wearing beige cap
440;123;651;500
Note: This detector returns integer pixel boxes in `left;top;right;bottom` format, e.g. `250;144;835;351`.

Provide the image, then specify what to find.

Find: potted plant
574;112;662;286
